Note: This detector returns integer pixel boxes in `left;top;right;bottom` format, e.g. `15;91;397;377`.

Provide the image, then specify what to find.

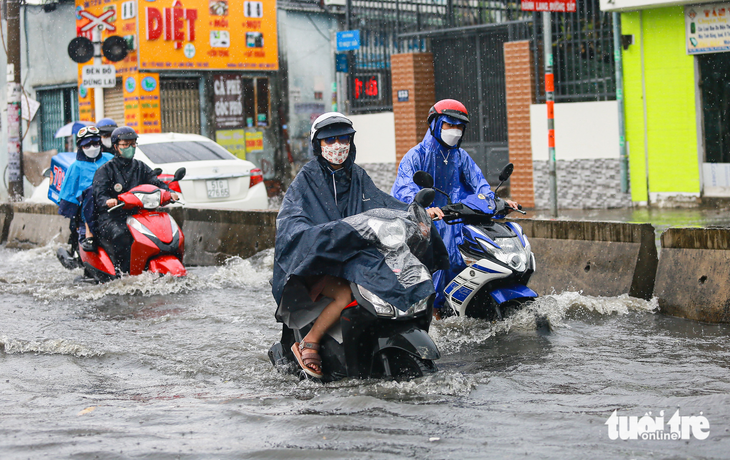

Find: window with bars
37;86;78;152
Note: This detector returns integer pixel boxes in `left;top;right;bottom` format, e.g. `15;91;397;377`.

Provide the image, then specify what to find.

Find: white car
31;133;268;210
136;133;267;210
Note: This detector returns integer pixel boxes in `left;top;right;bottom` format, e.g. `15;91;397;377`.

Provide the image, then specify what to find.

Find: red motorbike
79;169;187;282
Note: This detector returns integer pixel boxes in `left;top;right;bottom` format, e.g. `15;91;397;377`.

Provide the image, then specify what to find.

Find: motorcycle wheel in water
269;186;442;382
413;164;547;329
269;281;439;382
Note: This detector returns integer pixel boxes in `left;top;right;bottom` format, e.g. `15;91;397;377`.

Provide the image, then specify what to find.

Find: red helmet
427;99;470;124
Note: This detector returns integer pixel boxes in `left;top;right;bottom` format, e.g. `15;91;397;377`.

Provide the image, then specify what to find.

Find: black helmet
96;117;118;135
111;126;139;145
76;125;101;147
310;112;356;149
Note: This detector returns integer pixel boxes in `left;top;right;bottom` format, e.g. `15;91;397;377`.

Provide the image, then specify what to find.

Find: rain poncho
391;117;494;309
57;149;113;221
273;145;448;327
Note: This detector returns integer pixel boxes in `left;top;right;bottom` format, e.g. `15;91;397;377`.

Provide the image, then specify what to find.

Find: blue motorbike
413;164;538;321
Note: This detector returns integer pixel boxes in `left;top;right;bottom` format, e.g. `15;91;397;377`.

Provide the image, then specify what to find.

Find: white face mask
83;145;101;159
102;137;112;148
440;128;463;147
321;142;350;165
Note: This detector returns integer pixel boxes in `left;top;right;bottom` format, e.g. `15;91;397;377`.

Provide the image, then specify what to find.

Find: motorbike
57;168;187;283
413;164;539;322
268;187;442;382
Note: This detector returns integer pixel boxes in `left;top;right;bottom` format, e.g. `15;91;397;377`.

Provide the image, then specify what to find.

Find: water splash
0;335;104;357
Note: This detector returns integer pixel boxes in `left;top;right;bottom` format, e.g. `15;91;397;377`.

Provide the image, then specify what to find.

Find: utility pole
5;0;24;200
543;12;557;218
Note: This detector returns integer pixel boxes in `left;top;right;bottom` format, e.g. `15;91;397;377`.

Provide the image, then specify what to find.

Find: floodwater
1;244;729;459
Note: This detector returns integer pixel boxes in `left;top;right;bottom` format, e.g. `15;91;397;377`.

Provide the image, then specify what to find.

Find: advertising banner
521;0;576;12
214;74;244;129
217;128;247;159
686;4;730;55
138;0;278;70
124;73;162;134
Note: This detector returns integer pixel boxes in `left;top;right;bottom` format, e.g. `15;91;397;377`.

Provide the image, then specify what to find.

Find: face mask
119;146;135;159
82;145;101;159
321;142;350;165
102;137;112;148
440;128;463;147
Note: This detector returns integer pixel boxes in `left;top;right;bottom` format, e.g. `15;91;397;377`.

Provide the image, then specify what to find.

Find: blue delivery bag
47;152;76;205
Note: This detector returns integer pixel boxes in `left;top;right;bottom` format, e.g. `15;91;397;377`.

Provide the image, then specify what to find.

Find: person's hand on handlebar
427;206;444;221
106;198;118;208
171;192;180;202
506;200;520;211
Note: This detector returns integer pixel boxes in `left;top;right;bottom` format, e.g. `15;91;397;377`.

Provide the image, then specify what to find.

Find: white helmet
310;112;356;147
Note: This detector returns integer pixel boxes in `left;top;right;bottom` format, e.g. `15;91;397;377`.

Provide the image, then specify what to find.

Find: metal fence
533;2;617;102
347;0;616;112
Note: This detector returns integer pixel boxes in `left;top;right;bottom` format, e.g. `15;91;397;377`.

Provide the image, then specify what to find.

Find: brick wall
504;41;536;208
391;53;435;168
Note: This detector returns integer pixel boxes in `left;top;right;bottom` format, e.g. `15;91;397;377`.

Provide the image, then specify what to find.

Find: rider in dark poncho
273;112;448;378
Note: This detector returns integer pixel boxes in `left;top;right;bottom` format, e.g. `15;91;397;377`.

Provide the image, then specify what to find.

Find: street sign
81;64;117;88
336;30;360;52
335;53;348;72
79;9;116;32
521;0;576;12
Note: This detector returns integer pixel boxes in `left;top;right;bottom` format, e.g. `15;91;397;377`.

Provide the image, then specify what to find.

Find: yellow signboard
124;73;162;134
74;0;278;73
138;0;279;71
217;129;247;160
245;131;264;152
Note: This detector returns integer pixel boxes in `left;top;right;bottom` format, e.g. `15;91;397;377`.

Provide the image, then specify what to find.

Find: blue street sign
336;30;360;52
335;53;348;73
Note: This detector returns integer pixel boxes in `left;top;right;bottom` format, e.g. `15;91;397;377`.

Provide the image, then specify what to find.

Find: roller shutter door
103;84;125;126
160;78;200;134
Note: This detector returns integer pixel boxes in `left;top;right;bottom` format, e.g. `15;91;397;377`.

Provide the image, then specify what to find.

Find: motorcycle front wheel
375;349;436;381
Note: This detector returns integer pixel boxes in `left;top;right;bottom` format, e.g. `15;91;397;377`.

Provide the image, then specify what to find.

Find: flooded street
1;244;729;459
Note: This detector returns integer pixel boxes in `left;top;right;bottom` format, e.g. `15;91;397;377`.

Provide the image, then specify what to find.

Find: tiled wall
533;158;632;209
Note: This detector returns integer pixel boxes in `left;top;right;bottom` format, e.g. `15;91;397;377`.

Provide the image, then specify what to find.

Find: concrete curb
514;219;658;300
654;227;730;323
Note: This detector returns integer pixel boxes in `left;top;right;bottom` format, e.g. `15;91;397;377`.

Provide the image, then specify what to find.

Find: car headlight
477;236;528;272
127;217;155;238
134;190;161;209
367;218;406;249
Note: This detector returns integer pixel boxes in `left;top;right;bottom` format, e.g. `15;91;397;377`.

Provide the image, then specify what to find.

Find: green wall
621;7;699;203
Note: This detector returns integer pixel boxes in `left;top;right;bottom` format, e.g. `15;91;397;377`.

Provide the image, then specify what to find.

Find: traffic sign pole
544;12;558;218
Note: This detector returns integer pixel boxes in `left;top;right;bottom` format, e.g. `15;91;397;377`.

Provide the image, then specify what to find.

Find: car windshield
138;141;237;164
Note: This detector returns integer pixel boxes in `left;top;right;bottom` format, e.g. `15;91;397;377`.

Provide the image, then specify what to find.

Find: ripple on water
0;335;104;357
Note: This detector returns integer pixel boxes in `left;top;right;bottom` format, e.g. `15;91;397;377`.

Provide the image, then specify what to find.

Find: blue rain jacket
391;118;494;309
273;144;448;325
57;150;113;221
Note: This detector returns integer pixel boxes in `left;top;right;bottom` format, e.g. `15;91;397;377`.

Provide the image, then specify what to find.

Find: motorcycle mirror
494;163;515;195
498;163;514;182
42;167;51;178
413;171;434;189
152;168;163;176
414;188;436;208
173;167;186;182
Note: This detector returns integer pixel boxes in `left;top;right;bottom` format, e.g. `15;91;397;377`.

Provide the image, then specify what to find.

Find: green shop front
602;0;730;203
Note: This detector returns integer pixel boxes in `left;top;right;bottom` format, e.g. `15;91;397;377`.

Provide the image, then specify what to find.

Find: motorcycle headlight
168;214;179;237
368;218;406;249
127;217;155;238
134;190;161;209
477;236;528;272
358;285;395;317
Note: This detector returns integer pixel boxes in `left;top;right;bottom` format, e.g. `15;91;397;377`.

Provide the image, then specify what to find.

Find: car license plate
206;179;229;198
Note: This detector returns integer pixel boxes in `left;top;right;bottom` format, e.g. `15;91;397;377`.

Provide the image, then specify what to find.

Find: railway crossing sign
79;9;116;32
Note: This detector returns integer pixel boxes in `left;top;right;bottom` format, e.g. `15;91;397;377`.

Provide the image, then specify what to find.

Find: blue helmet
111;126;138;145
96;117;118;135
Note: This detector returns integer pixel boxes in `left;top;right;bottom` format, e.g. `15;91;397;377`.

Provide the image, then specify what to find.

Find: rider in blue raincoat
58;126;113;252
391;99;519;316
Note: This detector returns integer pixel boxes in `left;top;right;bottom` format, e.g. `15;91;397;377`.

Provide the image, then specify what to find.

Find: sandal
291;341;323;379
